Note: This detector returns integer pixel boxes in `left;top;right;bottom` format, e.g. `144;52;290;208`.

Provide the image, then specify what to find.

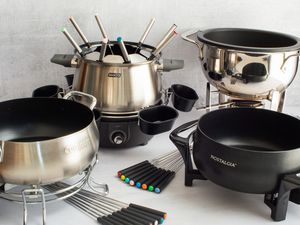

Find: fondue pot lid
197;28;300;53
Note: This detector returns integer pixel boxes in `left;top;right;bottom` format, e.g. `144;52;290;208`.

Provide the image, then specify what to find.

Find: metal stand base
202;83;285;112
0;159;108;225
22;189;46;225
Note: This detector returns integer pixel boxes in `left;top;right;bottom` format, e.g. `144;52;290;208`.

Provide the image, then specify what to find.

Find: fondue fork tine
46;184;162;225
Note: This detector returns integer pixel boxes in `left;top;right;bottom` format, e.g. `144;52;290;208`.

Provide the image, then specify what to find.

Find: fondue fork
99;38;108;61
95;14;114;55
117;150;183;193
45;183;166;225
61;28;83;54
117;37;131;63
149;24;177;60
135;18;156;53
69;16;90;48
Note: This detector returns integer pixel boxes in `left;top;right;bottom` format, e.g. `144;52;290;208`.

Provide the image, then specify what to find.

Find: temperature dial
111;131;126;145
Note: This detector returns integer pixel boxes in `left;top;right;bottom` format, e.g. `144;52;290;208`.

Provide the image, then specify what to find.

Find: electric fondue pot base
99;116;153;148
179;141;300;222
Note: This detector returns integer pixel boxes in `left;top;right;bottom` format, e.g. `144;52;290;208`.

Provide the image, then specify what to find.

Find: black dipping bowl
139;105;178;135
171;84;199;112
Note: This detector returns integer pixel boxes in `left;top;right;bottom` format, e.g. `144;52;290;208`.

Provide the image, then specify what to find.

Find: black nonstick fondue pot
170;108;300;221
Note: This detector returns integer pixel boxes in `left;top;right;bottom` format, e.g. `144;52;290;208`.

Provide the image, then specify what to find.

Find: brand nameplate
64;138;91;154
108;72;122;78
210;154;237;168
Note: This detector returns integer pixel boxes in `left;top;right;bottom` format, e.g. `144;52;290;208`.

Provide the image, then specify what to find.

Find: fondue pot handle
169;120;205;186
158;59;184;72
169;120;198;161
280;52;300;70
181;29;200;44
181;29;204;59
64;91;97;110
51;54;79;68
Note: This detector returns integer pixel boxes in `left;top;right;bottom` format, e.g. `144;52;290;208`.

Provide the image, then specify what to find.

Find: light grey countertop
0;107;299;225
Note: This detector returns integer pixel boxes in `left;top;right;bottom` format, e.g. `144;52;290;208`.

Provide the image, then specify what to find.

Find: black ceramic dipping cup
32;85;62;98
171;84;199;112
139;105;178;135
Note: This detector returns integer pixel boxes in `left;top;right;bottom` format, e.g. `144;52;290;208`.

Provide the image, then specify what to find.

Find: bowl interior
201;29;298;48
198;108;300;151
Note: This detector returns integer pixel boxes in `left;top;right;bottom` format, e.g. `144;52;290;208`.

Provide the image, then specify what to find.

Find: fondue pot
51;41;184;115
182;28;300;101
51;41;186;147
170;108;300;221
50;17;192;148
0;91;99;185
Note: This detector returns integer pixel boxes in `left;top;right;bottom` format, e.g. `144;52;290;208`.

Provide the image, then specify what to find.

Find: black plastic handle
139;169;165;186
149;171;171;188
51;54;76;67
126;207;163;224
107;214;132;225
169;120;206;186
97;216;116;225
133;167;159;183
119;209;153;225
129;204;167;220
161;59;184;72
124;164;155;178
112;211;145;225
145;169;167;188
118;161;150;177
169;120;198;163
122;208;158;225
154;172;176;193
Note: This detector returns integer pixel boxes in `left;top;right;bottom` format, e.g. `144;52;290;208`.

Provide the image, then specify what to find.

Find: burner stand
0;157;108;225
196;83;286;112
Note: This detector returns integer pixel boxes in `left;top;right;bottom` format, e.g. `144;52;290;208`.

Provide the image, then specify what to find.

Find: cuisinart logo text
210;155;237;168
108;72;122;78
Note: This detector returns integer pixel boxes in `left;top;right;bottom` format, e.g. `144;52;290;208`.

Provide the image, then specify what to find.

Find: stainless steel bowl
0;92;99;185
182;28;300;100
52;41;184;114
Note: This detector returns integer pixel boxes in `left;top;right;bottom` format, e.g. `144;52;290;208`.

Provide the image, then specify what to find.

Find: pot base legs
264;173;300;221
185;169;206;186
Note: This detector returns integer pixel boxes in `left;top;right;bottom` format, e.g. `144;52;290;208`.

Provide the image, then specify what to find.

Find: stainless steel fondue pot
0;91;99;185
182;28;300;101
51;41;184;115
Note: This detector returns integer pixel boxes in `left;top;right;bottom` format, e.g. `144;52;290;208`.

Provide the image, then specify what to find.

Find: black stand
264;174;300;221
183;135;206;186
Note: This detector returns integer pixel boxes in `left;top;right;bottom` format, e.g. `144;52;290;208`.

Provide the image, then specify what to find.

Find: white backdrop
0;0;299;107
